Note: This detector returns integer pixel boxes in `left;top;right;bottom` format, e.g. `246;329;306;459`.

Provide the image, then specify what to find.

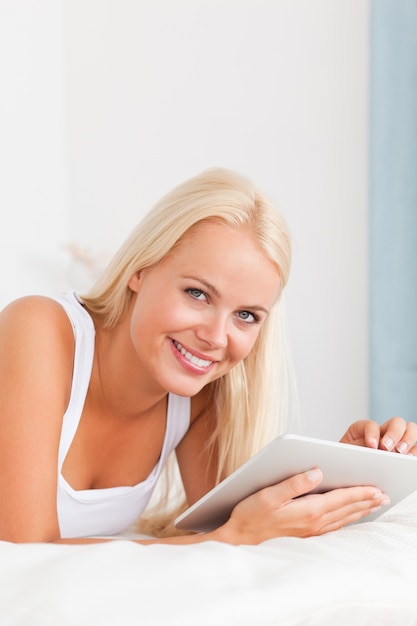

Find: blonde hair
82;167;298;535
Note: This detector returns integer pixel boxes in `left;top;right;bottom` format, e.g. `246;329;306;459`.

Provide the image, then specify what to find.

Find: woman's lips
171;339;215;371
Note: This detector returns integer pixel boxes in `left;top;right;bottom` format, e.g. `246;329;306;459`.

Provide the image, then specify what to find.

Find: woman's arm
55;415;412;546
0;297;74;542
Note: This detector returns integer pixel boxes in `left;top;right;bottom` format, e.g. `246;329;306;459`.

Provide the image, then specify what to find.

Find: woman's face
127;222;282;398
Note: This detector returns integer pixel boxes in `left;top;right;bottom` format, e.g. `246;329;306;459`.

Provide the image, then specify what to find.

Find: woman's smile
171;339;215;371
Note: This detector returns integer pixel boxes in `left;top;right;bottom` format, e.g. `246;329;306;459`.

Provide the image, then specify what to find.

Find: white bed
1;492;417;626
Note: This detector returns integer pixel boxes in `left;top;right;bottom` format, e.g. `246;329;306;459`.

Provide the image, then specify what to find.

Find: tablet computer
174;433;417;533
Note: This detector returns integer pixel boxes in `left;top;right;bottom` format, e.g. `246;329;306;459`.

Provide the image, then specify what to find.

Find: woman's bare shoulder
0;295;75;388
0;295;72;339
1;294;65;319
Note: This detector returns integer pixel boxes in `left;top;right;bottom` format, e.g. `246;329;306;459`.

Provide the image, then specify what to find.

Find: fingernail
396;442;408;454
369;437;379;448
372;490;383;499
381;497;390;506
306;469;322;482
383;437;394;451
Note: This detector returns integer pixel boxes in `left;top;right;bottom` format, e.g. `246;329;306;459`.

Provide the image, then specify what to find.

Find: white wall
0;0;369;440
0;0;71;300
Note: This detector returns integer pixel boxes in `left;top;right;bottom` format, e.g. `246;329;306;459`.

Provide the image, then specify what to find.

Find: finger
379;416;407;451
394;421;417;454
318;504;382;534
361;421;381;449
313;487;390;533
258;468;323;507
281;468;323;501
339;420;378;447
321;485;389;512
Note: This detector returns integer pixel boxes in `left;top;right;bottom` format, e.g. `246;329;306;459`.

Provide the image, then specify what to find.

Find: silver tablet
174;433;417;533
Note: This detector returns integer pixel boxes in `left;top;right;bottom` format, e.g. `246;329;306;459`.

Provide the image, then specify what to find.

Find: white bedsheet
1;493;417;626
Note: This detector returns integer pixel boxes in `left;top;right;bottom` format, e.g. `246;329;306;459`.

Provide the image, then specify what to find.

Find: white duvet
1;493;417;626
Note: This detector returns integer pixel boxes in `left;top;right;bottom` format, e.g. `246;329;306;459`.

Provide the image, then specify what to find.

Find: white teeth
173;341;212;368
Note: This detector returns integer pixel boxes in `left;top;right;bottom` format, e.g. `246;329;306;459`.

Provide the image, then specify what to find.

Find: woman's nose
195;313;228;349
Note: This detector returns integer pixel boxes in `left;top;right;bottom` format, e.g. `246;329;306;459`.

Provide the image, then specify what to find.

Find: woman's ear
128;271;141;293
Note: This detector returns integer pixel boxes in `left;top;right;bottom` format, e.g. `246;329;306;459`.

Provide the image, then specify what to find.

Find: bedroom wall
0;0;70;301
0;0;369;440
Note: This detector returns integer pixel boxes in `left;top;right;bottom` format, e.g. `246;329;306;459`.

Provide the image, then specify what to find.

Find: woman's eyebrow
182;275;220;297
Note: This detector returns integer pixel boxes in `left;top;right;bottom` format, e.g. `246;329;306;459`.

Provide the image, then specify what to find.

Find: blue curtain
370;0;417;422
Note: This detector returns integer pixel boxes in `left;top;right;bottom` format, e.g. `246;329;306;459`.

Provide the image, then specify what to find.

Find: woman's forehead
160;222;282;303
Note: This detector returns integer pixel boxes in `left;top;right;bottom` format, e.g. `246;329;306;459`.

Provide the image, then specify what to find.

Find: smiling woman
0;167;415;545
81;169;295;506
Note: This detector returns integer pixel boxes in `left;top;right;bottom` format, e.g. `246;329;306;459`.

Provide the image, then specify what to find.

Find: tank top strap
53;291;95;471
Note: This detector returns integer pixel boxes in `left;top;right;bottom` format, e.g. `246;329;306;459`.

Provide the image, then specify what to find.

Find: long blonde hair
82;167;298;535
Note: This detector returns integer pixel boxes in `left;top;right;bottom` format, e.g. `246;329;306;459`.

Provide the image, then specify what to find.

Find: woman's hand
214;469;390;545
340;418;417;455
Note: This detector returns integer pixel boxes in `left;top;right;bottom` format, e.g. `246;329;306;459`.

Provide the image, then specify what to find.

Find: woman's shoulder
2;294;62;314
0;295;75;371
0;296;76;454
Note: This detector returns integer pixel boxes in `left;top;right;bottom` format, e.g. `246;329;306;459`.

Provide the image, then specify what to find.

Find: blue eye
186;288;207;301
237;311;258;324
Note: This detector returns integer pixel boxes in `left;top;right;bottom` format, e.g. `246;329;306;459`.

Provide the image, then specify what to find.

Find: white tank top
53;292;190;538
